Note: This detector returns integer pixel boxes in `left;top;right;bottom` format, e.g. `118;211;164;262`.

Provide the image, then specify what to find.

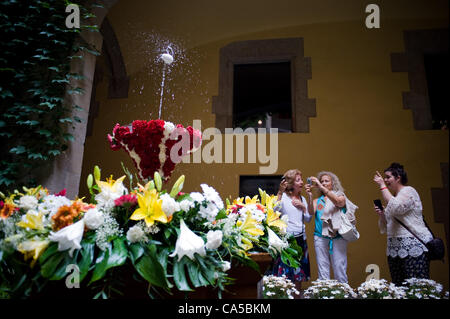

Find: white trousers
314;235;348;283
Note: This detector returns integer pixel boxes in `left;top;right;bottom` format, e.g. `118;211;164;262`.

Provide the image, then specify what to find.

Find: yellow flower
245;195;259;205
240;237;254;251
266;208;287;230
232;197;245;206
18;239;49;267
237;212;264;237
130;189;167;227
137;180;155;192
265;195;279;210
96;175;126;193
17;211;45;230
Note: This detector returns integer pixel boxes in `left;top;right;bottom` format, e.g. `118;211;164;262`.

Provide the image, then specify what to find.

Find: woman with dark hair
373;162;433;285
273;169;312;291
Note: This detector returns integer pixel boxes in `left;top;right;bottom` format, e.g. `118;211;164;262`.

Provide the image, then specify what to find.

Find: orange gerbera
52;200;93;231
0;202;17;219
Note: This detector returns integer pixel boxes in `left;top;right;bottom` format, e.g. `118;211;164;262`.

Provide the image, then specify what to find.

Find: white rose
205;230;223;249
48;219;85;257
169;219;205;261
189;192;204;203
179;199;194;212
221;261;231;272
200;184;224;209
198;202;219;222
126;225;146;243
19;195;38;211
160;193;180;217
83;208;104;230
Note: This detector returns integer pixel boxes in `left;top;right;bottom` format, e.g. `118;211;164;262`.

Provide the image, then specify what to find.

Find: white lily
48;219;85;257
267;227;287;253
169;219;206;261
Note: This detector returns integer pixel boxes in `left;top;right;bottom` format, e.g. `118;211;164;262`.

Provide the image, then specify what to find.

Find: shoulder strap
422;216;436;238
394;217;428;246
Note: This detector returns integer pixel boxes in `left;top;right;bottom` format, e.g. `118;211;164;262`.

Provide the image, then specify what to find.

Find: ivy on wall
0;0;100;191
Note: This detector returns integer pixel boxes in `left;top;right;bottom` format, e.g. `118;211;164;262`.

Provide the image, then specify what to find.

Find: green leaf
48;150;61;156
128;243;145;264
134;253;169;290
59;118;73;123
9;146;26;154
63;133;74;141
17;120;39;126
39;242;59;264
28;153;45;160
40;251;66;278
78;241;94;281
37;129;52;137
173;257;194;291
186;261;204;288
89;238;127;283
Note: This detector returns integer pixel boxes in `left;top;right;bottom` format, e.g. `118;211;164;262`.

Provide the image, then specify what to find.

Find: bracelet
380;187;388;191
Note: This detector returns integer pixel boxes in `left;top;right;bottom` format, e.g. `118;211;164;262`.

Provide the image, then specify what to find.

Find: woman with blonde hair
305;171;357;283
273;169;312;290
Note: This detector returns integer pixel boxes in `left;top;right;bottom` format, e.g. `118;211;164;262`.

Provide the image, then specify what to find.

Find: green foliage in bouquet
224;188;303;269
2;166;293;299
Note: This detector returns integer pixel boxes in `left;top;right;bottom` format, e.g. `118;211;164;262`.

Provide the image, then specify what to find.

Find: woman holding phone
273;169;312;291
305;171;355;284
373;162;433;285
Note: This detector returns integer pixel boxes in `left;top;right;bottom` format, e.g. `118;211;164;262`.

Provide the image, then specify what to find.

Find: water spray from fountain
159;46;174;119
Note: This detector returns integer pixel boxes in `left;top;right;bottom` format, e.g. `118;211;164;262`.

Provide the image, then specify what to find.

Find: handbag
338;212;360;242
394;217;445;261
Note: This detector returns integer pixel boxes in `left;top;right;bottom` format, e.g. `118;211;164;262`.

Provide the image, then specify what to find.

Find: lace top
378;186;433;258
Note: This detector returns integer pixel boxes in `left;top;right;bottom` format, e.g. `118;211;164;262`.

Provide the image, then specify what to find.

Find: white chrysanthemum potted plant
262;275;300;299
356;279;405;299
303;279;357;299
400;278;445;299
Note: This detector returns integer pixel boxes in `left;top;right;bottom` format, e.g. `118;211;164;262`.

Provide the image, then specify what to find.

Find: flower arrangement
223;188;303;268
356;279;405;299
400;278;445;299
0;165;303;299
262;274;299;299
108;120;202;181
303;279;357;299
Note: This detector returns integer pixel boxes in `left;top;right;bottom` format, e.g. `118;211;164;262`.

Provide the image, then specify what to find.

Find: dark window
239;175;282;198
233;62;292;132
424;53;449;130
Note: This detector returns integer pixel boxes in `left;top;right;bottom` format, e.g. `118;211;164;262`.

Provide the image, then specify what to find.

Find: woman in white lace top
373;162;433;285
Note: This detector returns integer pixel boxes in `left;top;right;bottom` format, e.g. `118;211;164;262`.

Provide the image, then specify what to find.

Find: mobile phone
306;177;312;185
373;199;383;211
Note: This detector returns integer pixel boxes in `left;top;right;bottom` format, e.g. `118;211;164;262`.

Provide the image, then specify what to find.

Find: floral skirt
271;235;310;283
387;253;430;286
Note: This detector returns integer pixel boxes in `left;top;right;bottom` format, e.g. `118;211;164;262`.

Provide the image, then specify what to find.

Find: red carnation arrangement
108;120;202;181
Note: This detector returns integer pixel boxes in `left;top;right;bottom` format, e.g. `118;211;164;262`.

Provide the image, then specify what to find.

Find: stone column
40;0;118;198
